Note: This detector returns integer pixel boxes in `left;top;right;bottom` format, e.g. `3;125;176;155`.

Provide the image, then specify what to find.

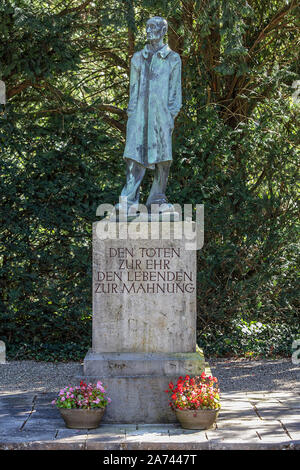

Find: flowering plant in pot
52;380;111;429
165;372;221;429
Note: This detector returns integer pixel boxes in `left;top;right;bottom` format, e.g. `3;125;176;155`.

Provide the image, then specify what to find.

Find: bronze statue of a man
117;16;182;215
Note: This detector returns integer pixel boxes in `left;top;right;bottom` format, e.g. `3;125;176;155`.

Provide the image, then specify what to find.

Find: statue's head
146;16;168;42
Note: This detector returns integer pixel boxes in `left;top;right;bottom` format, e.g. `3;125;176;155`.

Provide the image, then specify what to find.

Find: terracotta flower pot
175;408;219;430
59;408;106;429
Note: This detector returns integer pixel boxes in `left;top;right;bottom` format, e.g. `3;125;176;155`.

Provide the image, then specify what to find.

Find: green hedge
0;0;299;360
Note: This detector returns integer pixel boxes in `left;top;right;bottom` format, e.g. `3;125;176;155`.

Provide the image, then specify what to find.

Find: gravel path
0;358;299;394
210;358;299;393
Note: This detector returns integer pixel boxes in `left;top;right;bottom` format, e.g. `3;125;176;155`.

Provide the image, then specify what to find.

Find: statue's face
146;18;166;41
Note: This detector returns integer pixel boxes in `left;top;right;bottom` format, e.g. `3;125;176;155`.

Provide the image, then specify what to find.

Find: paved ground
0;358;299;450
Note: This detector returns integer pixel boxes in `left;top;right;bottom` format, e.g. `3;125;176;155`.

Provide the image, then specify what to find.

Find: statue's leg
116;159;146;212
146;161;171;210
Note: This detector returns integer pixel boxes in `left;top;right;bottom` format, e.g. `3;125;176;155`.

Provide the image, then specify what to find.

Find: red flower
166;374;220;412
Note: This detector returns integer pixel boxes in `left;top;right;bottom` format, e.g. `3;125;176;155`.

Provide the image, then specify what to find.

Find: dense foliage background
0;0;299;360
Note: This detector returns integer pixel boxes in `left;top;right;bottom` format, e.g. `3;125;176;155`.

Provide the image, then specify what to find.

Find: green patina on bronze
117;16;182;212
124;41;182;168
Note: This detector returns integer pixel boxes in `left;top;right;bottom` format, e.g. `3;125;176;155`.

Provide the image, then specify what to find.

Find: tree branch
57;0;94;17
250;167;267;193
32;105;126;132
94;48;129;70
31;82;125;131
247;0;298;58
7;80;32;99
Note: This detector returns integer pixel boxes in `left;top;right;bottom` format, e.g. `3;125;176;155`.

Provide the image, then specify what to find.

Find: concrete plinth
84;350;208;423
83;221;206;422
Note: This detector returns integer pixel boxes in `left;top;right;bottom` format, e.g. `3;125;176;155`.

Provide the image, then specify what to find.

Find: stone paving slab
0;390;299;450
279;419;300;440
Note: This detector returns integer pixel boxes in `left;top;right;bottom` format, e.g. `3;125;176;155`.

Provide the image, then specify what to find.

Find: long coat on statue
123;44;182;169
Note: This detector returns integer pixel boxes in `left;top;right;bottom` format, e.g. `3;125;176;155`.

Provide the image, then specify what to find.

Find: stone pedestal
83;221;207;423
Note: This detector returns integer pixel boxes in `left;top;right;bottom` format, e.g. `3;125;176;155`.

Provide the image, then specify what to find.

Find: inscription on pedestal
94;247;195;295
92;222;197;354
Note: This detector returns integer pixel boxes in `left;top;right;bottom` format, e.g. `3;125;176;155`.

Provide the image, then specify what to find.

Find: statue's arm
127;54;140;116
168;54;182;119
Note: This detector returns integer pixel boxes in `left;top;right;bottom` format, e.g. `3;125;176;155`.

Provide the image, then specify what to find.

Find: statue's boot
116;159;173;215
115;159;145;214
146;161;173;212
